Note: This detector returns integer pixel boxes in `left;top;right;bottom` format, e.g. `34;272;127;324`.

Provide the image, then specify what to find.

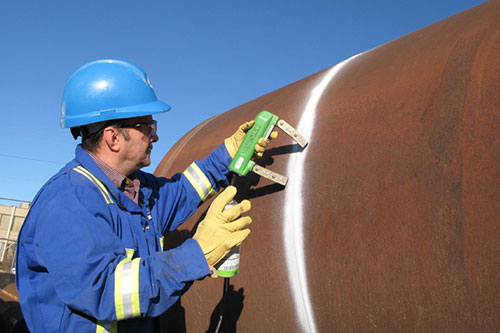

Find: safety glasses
117;120;157;140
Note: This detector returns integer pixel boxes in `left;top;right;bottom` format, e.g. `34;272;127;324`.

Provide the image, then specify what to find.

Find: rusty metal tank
155;1;500;331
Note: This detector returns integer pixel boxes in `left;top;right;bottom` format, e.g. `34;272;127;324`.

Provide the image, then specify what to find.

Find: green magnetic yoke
229;110;279;176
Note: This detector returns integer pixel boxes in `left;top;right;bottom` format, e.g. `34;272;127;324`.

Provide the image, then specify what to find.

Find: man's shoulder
35;161;111;205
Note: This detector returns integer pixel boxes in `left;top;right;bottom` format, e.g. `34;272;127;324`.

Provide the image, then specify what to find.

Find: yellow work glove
224;120;279;158
193;186;252;267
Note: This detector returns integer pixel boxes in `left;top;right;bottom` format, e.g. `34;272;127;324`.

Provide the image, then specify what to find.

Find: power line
0;153;64;165
0;197;30;203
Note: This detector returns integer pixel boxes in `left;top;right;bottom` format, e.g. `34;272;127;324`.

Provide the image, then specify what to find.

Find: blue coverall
16;144;232;332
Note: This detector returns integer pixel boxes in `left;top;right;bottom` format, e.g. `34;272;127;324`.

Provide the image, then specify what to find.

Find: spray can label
216;246;240;277
215;199;240;277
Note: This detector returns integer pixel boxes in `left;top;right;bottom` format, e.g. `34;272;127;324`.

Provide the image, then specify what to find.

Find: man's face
118;115;159;172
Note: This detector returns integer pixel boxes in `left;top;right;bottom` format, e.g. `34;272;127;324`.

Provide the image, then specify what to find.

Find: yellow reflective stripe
115;254;141;320
114;255;130;320
74;166;114;204
73;166;114;204
96;321;117;333
183;162;216;201
159;236;164;251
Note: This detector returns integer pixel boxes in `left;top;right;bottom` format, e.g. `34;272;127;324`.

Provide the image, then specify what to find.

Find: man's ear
102;127;121;152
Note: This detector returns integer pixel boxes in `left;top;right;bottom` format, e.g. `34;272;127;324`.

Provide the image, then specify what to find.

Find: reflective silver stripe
115;257;141;320
121;260;134;319
186;164;210;197
183;162;216;201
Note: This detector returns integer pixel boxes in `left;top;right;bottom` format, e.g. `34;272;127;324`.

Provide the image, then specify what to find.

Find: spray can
215;199;241;277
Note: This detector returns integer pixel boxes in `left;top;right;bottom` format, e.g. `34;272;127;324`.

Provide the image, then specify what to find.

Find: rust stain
155;1;500;331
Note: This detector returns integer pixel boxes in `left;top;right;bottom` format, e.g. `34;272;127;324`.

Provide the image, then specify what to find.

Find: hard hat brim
61;100;171;128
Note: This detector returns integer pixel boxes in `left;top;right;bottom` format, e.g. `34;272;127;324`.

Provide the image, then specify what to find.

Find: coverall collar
74;145;144;213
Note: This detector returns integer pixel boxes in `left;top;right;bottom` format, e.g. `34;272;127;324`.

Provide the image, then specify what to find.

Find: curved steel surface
155;1;500;331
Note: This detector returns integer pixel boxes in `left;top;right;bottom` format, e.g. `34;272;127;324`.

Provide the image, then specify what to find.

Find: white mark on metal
283;53;362;332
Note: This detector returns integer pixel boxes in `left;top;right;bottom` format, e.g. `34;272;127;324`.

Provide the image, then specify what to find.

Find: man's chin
137;158;151;170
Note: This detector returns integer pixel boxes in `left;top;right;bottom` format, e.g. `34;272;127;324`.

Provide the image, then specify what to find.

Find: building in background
0;200;30;273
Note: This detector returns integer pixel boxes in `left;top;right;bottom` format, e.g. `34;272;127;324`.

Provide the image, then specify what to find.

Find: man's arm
33;177;211;322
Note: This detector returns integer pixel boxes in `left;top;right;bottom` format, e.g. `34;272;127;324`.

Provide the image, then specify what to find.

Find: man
15;59;274;332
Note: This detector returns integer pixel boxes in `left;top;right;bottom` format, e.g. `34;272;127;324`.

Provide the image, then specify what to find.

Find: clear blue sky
0;0;485;204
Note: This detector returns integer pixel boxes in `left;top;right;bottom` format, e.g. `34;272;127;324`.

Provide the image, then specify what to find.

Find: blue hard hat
60;59;171;128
